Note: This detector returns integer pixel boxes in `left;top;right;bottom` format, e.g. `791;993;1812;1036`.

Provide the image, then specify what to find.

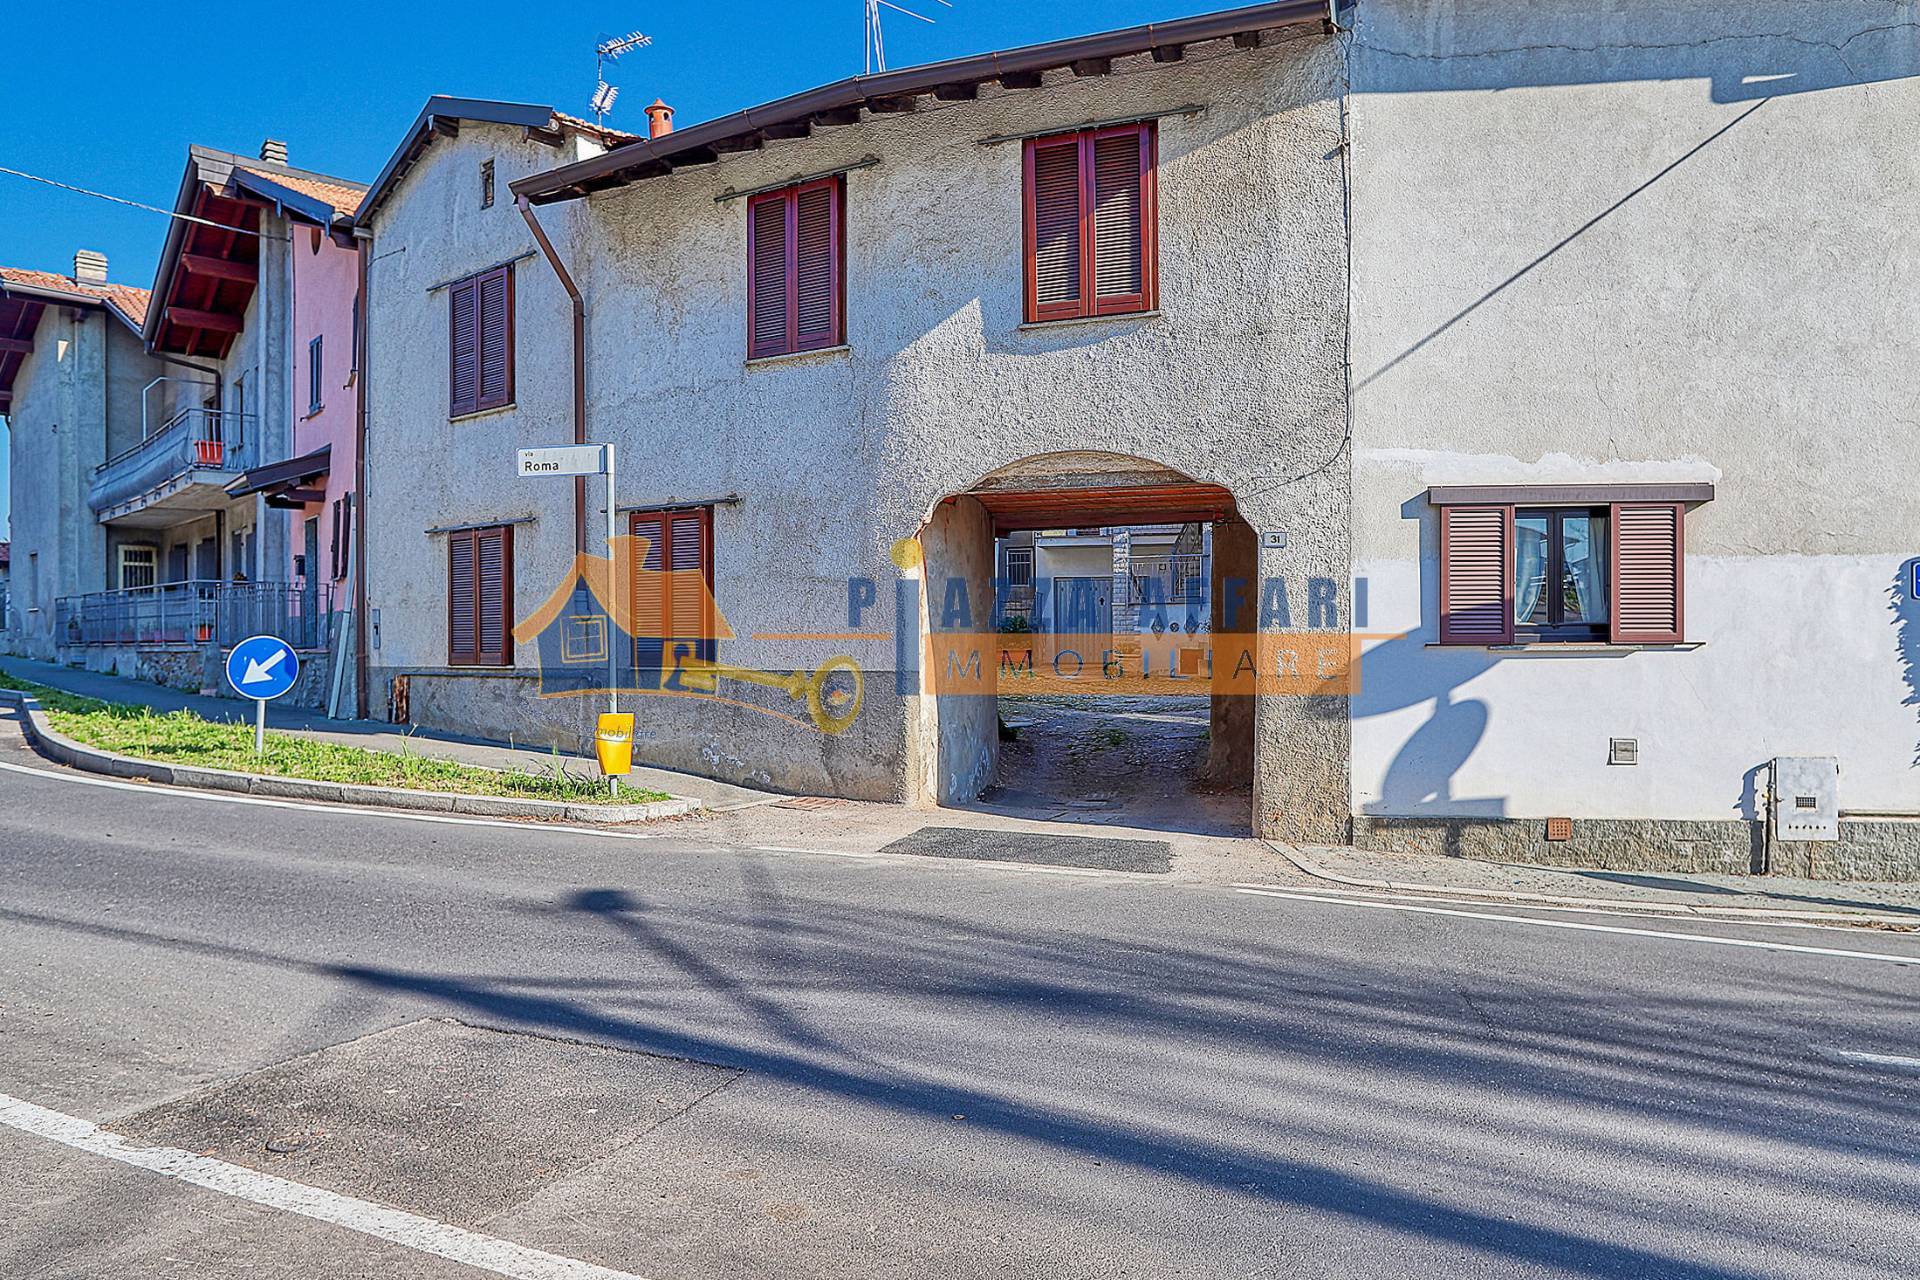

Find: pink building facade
285;215;362;609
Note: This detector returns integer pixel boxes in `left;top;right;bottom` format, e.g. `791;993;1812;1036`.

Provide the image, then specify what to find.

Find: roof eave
512;0;1332;205
353;96;568;226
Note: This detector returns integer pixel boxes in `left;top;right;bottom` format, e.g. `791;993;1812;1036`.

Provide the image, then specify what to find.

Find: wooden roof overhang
512;0;1333;206
0;289;46;417
152;185;260;358
226;444;331;507
968;482;1239;533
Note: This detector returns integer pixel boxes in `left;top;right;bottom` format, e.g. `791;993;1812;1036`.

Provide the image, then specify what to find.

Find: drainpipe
516;194;588;552
353;231;372;719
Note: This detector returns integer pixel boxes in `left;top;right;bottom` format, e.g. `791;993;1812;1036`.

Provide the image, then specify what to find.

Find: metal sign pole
605;442;619;797
255;697;266;756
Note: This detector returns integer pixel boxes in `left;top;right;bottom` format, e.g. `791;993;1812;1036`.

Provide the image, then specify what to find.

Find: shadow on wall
1355;632;1502;818
1351;6;1920;103
1894;561;1920;767
1353;499;1504;819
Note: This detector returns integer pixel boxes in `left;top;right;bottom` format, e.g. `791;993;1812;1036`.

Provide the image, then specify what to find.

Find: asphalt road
1;716;1917;1279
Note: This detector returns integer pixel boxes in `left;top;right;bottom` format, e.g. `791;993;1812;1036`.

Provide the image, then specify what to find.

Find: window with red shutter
1436;499;1685;645
1023;123;1157;323
628;506;715;670
747;178;844;359
448;524;513;666
1439;505;1513;644
1610;503;1684;644
448;265;514;417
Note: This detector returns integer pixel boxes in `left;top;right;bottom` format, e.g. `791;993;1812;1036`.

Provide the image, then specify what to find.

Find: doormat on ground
877;826;1172;874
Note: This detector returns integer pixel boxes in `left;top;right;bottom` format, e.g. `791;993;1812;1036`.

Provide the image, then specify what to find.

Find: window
448;524;513;666
480;158;495;209
1023;122;1157;323
1515;509;1608;639
307;335;324;413
449;264;514;417
628;506;715;669
117;544;156;591
1005;546;1034;588
330;495;353;581
1440;502;1684;645
746;177;844;359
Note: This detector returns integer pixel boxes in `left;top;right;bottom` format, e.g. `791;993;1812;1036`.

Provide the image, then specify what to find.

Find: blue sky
0;0;1232;535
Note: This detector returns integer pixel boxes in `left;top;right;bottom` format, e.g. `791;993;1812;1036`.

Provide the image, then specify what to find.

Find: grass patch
0;674;666;806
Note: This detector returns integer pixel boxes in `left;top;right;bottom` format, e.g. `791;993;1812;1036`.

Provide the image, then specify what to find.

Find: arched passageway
912;452;1256;837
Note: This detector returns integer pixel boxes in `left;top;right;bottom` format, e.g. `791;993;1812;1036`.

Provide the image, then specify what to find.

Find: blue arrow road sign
226;635;300;702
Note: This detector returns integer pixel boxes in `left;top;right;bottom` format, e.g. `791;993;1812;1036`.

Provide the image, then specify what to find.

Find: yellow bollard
594;713;635;777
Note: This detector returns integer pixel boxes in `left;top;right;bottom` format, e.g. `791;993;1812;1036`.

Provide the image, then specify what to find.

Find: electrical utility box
1772;757;1840;842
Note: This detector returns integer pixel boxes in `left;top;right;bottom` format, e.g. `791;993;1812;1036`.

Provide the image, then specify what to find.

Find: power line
0;164;284;240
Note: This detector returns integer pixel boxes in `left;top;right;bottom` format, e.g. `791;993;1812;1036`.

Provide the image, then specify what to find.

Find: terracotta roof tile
232;166;369;215
0;265;149;327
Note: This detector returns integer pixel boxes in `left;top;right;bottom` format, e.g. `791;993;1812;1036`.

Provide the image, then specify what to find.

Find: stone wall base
1353;814;1920;882
370;666;908;801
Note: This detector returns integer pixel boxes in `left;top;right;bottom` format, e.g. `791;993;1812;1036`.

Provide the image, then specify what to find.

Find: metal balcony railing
54;580;331;651
1128;553;1208;605
89;408;256;517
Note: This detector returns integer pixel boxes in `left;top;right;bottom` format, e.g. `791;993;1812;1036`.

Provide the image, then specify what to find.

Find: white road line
1230;881;1899;934
0;758;666;841
1233;887;1920;967
0;1091;653;1280
1814;1047;1920;1075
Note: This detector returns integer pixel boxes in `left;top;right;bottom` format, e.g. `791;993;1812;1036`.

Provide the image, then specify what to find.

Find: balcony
90;408;256;527
54;580;331;651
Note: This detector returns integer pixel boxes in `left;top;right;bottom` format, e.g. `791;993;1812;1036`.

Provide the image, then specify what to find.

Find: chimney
644;99;674;138
259;138;289;164
72;249;108;284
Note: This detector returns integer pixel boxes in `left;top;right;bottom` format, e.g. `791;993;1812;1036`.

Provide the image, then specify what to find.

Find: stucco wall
1346;0;1920;823
358;35;1353;829
362;119;607;685
5;307;97;653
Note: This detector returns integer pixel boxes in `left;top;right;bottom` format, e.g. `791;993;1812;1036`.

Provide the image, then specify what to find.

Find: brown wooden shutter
338;495;352;581
448;279;479;417
1440;505;1514;644
1026;135;1084;322
748;194;790;358
448;528;478;663
629;512;667;646
476;266;513;411
1025;124;1156;323
1090;125;1154;314
448;524;511;665
667;510;711;648
1610;502;1684;643
475;524;512;664
629;508;714;666
793;180;840;352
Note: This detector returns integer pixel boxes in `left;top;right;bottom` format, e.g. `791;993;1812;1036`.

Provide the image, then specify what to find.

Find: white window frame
118;544;158;591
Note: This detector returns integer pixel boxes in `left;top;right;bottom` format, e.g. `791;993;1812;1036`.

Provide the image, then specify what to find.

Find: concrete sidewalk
0;655;780;813
1281;843;1920;922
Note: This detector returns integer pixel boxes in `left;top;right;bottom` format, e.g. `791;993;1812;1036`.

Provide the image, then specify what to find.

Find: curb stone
1260;841;1920;930
0;690;702;826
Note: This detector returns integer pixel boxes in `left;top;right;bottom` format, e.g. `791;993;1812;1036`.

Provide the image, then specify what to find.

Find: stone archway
907;451;1258;834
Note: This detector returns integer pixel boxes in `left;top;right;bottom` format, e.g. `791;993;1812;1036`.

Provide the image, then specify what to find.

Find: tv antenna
593;30;652;125
864;0;950;74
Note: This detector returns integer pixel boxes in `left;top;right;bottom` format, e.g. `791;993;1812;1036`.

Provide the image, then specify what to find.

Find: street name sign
517;445;608;477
